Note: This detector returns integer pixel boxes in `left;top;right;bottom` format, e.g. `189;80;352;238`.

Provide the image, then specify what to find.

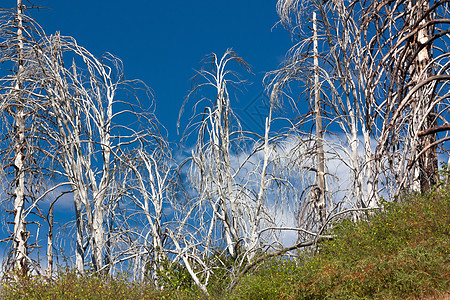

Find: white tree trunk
248;114;272;261
73;189;85;273
313;12;326;224
12;0;28;275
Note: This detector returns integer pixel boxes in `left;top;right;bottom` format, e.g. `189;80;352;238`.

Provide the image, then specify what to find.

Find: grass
1;186;449;299
231;186;450;299
1;271;169;300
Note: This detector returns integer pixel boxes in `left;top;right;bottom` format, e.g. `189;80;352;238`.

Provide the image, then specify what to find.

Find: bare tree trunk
73;190;85;273
92;196;106;271
47;202;54;278
90;104;113;271
410;0;438;191
248;110;272;261
313;12;326;225
12;0;29;276
213;85;239;258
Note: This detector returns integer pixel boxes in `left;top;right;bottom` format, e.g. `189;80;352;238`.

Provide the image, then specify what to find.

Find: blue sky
35;0;293;141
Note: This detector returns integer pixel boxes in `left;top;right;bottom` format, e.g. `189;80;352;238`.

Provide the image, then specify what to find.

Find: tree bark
411;0;438;191
12;0;29;276
47;202;54;278
313;12;326;225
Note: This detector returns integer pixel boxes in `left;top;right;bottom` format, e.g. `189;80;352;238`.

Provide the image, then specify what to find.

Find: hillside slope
231;187;450;299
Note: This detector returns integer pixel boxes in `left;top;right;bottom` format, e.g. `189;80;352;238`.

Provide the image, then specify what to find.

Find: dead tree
179;51;250;260
362;0;450;192
272;0;380;226
112;146;174;286
274;0;450;212
178;50;318;291
11;0;28;275
0;2;169;277
32;32;164;273
313;12;326;225
0;0;51;276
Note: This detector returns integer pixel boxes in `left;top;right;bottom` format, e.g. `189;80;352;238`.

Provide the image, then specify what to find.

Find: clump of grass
0;270;177;300
231;186;450;299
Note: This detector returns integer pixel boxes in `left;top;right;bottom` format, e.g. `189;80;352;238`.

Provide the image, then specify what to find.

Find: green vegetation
2;186;449;299
231;186;450;299
1;271;172;300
